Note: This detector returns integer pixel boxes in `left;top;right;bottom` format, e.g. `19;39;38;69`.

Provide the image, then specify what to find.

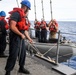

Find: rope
27;41;41;54
18;39;22;61
34;0;37;20
50;0;53;20
43;43;57;56
27;40;58;57
27;41;74;64
41;0;44;19
17;39;22;75
16;0;19;7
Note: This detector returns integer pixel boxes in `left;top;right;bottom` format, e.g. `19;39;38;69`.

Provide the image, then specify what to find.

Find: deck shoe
18;67;30;74
0;53;8;58
5;71;10;75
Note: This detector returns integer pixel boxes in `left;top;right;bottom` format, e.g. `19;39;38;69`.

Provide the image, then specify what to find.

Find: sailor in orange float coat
5;0;33;75
40;19;47;43
34;19;41;42
0;11;9;57
48;19;58;39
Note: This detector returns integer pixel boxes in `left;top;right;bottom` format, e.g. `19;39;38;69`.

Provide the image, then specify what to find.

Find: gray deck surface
0;44;63;75
52;64;76;75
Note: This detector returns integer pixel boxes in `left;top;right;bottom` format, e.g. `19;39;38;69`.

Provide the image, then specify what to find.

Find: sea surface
58;21;76;70
30;21;76;70
58;21;76;42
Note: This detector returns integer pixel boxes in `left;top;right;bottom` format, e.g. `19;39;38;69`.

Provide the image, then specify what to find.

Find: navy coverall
5;12;26;71
0;20;7;55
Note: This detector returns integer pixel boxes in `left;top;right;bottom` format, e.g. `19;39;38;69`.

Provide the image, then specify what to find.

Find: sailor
40;19;47;43
0;11;9;57
34;19;41;42
5;0;33;75
48;19;58;39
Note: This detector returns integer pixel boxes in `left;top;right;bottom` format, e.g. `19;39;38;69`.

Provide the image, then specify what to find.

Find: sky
0;0;76;21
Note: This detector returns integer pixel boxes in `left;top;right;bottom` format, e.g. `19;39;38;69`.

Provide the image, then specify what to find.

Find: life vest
0;17;9;35
34;21;41;29
49;22;58;32
40;21;46;29
8;8;28;30
0;17;9;30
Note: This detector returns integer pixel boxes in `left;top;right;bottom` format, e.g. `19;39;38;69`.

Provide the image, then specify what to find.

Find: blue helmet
0;12;1;16
0;11;6;17
21;0;31;10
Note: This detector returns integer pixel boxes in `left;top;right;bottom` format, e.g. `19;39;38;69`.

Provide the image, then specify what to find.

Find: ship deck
0;44;62;75
0;41;76;75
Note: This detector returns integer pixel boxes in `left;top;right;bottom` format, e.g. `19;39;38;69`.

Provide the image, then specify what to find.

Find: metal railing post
56;31;60;64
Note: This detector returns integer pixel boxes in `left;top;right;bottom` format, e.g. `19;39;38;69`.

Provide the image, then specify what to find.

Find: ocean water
62;56;76;70
30;21;76;70
58;21;76;70
58;21;76;42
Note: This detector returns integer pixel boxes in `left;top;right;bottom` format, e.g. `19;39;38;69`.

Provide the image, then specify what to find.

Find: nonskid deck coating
0;44;62;75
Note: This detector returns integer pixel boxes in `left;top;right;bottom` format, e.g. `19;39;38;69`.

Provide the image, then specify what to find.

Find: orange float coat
0;17;9;30
49;22;58;32
34;21;41;29
40;21;46;29
8;8;29;31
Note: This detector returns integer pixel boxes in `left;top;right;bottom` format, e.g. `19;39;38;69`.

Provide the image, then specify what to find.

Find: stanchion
56;31;60;64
